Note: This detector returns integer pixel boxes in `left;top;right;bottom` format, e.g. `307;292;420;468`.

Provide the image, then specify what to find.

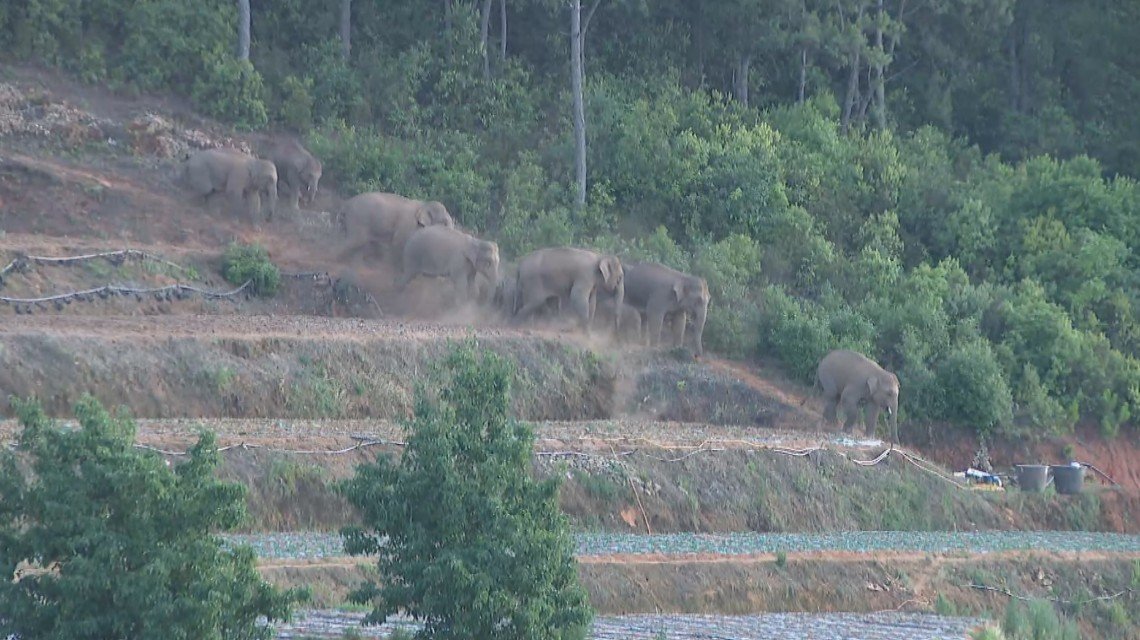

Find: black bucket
1015;464;1051;492
1051;464;1085;495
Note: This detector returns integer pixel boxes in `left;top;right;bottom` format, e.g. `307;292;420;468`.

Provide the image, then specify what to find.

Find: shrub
758;285;833;382
191;56;269;130
222;242;280;296
275;75;314;132
937;339;1013;436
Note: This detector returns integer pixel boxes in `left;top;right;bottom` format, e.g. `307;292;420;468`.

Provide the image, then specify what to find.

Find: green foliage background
5;0;1140;439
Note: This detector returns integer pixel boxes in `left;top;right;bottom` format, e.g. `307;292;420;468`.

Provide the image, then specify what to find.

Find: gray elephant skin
813;349;900;443
592;297;643;344
397;225;500;305
264;139;322;209
337;192;454;268
513;247;624;334
623;261;710;356
182;148;278;222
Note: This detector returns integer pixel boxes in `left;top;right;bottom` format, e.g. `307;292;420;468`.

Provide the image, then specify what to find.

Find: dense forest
4;0;1140;441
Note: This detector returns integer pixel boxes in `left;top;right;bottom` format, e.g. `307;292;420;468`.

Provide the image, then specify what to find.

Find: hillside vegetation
4;1;1140;442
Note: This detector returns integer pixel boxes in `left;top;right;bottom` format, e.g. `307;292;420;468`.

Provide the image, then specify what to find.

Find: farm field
3;67;1140;639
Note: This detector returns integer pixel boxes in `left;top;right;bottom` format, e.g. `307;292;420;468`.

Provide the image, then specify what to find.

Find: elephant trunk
691;303;708;357
612;283;624;334
888;397;899;444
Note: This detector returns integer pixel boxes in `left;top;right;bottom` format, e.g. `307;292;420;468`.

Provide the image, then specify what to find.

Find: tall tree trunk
481;0;493;78
734;54;752;107
500;0;507;62
581;0;601;78
571;0;586;208
841;49;861;133
339;0;352;62
695;4;705;88
1008;26;1021;112
871;0;886;129
237;0;250;61
444;0;453;58
797;47;808;103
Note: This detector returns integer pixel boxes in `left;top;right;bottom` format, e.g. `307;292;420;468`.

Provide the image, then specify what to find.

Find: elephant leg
517;299;555;325
395;268;416;291
645;306;667;347
568;283;593;334
248;192;263;224
839;386;862;433
864;405;882;439
670;312;688;349
822;394;839;424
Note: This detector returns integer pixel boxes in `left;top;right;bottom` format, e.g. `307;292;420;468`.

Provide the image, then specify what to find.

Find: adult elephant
336;192;454;268
623;262;710;357
397;226;500;306
182;148;277;223
264;139;322;210
513;247;624;335
811;349;900;444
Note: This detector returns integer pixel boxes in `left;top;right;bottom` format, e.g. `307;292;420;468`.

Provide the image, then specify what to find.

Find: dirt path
0;312;539;341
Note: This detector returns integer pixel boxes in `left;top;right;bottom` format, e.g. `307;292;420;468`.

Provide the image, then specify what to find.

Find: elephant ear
598;257;614;284
463;240;479;266
415;206;432;227
673;281;685;301
867;375;880;396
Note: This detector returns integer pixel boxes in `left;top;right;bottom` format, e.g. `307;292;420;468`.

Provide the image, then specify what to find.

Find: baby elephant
398;226;500;306
812;349;900;444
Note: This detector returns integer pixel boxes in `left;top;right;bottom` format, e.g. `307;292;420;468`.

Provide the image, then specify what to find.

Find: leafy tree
0;395;306;640
339;343;593;640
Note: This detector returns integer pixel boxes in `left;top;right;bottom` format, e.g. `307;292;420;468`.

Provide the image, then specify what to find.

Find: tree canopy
0;395;307;640
339;342;593;639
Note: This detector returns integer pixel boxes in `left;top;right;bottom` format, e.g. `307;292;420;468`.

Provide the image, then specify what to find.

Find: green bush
191;56;269;130
222;243;280;296
937;339;1013;435
275;75;314;132
758;286;833;382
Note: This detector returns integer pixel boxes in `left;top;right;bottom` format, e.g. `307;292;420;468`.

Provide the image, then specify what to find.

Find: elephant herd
181;141;900;440
181;139;324;222
333;191;712;356
179;141;712;356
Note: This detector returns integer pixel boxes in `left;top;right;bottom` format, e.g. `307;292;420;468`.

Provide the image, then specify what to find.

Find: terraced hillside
4;68;1140;639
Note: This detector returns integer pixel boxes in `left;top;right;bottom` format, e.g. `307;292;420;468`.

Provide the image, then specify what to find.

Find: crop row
230;530;1140;560
273;609;989;640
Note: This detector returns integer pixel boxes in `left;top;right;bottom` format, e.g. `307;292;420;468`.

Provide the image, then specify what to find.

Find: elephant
812;349;900;444
513;247;624;335
396;225;500;306
623;261;710;357
592;297;643;344
182;148;278;223
336;192;454;269
264;139;322;210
